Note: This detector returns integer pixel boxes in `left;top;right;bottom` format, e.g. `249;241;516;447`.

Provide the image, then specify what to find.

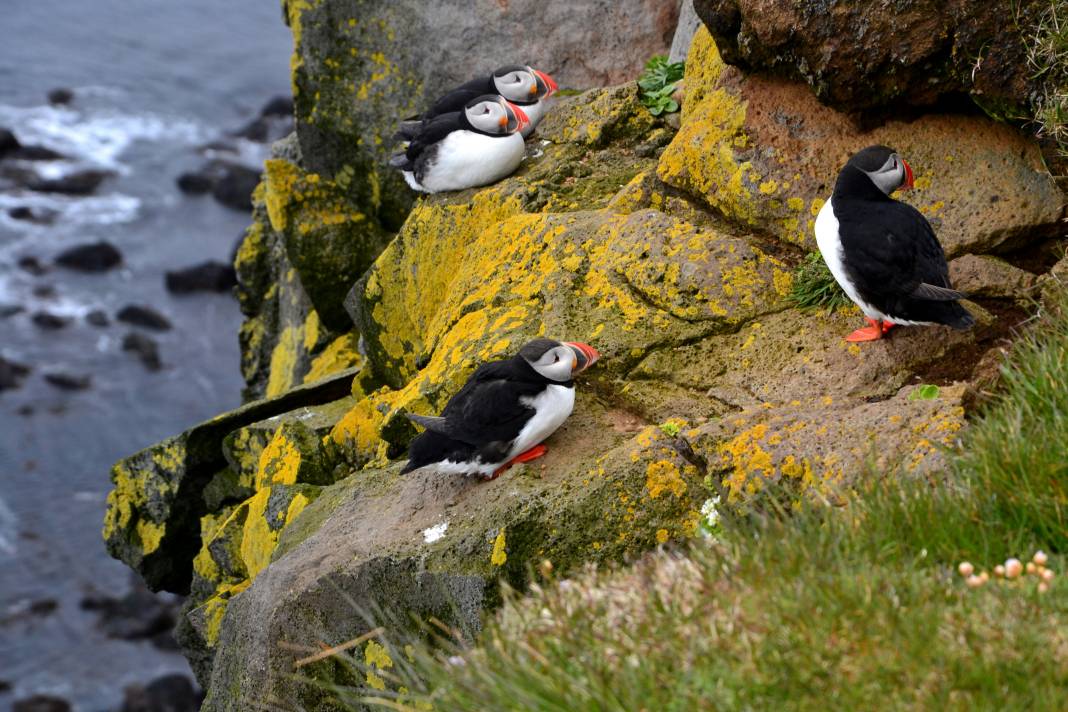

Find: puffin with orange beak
815;145;974;342
402;338;600;479
389;94;529;193
396;64;558;140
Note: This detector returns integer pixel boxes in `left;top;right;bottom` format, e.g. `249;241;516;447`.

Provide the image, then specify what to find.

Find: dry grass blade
292;627;385;669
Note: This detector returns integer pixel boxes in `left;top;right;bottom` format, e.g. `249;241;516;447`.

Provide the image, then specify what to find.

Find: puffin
389;95;529;194
815;145;975;342
401;338;601;479
395;65;558;140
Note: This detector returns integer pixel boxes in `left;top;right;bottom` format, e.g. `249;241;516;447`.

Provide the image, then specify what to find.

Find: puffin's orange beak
505;101;530;133
534;69;558;97
565;342;600;372
901;159;915;190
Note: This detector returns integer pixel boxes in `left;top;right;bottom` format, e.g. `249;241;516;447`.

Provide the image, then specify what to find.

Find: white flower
1005;558;1023;579
958;562;974;577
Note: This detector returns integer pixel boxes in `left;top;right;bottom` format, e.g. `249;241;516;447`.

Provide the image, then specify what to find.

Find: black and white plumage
389;95;529;194
395;65;557;141
401;339;600;479
815;145;975;342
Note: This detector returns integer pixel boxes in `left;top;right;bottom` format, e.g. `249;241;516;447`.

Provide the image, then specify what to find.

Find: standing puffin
815;145;975;342
389;95;529;194
402;339;600;479
396;65;557;140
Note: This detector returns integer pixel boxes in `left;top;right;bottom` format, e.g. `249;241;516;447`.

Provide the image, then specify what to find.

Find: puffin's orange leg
487;444;549;480
845;318;886;342
512;444;548;464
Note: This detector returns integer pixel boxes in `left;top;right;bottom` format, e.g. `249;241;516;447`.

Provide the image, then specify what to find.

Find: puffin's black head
845;145;915;195
518;338;600;382
463;94;530;136
491;65;558;104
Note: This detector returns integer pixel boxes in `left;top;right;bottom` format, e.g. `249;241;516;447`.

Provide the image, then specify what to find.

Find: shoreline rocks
54;241;123;272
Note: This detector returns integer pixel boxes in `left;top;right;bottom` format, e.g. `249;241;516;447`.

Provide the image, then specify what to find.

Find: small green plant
788;252;851;311
658;421;681;437
638;55;685;116
909;384;942;401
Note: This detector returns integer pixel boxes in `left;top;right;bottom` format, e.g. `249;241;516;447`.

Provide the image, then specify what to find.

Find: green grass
329;284;1068;711
637;55;685;116
788;252;852;312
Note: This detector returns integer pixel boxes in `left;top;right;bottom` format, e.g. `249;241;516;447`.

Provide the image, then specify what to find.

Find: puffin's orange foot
487;445;549;480
512;444;547;464
845;318;888;342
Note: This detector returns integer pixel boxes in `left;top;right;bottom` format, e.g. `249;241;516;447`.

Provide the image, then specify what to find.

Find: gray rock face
669;0;701;63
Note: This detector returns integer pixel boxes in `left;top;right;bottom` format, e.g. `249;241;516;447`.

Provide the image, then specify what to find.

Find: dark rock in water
165;261;237;294
0;679;10;692
28;168;112;195
231;117;270;142
32;284;56;299
9;206;58;224
9;145;67;161
47;87;74;105
16;255;49;276
0;304;24;318
81;574;181;650
43;372;91;391
31;311;69;330
12;695;72;712
0;127;19;156
117;304;172;331
85;309;110;327
122;674;201;712
15;404;34;416
54;241;122;272
175;170;213;194
0;356;31;391
210;164;260;211
260;95;294;118
122;331;163;371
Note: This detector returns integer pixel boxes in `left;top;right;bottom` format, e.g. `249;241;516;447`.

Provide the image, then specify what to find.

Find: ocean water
0;1;292;708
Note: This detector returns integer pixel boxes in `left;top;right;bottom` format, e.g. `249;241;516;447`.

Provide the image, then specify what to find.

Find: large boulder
692;0;1045;117
657;27;1065;256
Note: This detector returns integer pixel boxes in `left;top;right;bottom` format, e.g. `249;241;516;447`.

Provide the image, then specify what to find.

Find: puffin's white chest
412;130;524;193
815;199;884;320
519;100;547;138
509;384;575;459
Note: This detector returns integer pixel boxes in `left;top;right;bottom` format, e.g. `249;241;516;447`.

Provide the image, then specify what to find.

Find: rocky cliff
103;1;1065;709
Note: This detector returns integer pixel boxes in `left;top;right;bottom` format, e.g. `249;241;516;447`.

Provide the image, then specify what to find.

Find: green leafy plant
909;384;942;401
638;55;685;116
788;252;851;311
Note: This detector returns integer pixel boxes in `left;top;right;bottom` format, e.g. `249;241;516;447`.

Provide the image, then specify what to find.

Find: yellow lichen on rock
491;530;508;566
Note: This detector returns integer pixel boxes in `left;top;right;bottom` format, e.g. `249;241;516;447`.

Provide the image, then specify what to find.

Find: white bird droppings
423;522;448;543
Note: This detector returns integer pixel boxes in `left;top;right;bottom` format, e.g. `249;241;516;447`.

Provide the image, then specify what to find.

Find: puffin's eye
553;354;560;363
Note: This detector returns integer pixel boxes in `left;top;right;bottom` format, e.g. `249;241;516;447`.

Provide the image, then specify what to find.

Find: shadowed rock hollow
103;4;1065;710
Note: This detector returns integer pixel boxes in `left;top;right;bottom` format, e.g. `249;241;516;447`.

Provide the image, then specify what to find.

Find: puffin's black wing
389;112;466;171
425;75;496;119
407;360;544;446
839;199;973;328
838;201;948;297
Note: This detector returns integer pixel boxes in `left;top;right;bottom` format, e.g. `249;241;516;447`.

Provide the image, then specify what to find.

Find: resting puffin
815;145;975;342
389;95;529;194
402;339;600;479
395;65;557;140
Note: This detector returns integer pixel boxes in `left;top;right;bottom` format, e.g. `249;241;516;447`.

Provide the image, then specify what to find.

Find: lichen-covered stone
658;28;1065;256
948;254;1039;299
103;368;359;592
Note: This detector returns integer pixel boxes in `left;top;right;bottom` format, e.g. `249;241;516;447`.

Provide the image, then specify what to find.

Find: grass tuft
788;251;851;312
1023;0;1068;158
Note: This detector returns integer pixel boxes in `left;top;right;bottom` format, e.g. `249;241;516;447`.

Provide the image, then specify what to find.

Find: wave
0;102;206;170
